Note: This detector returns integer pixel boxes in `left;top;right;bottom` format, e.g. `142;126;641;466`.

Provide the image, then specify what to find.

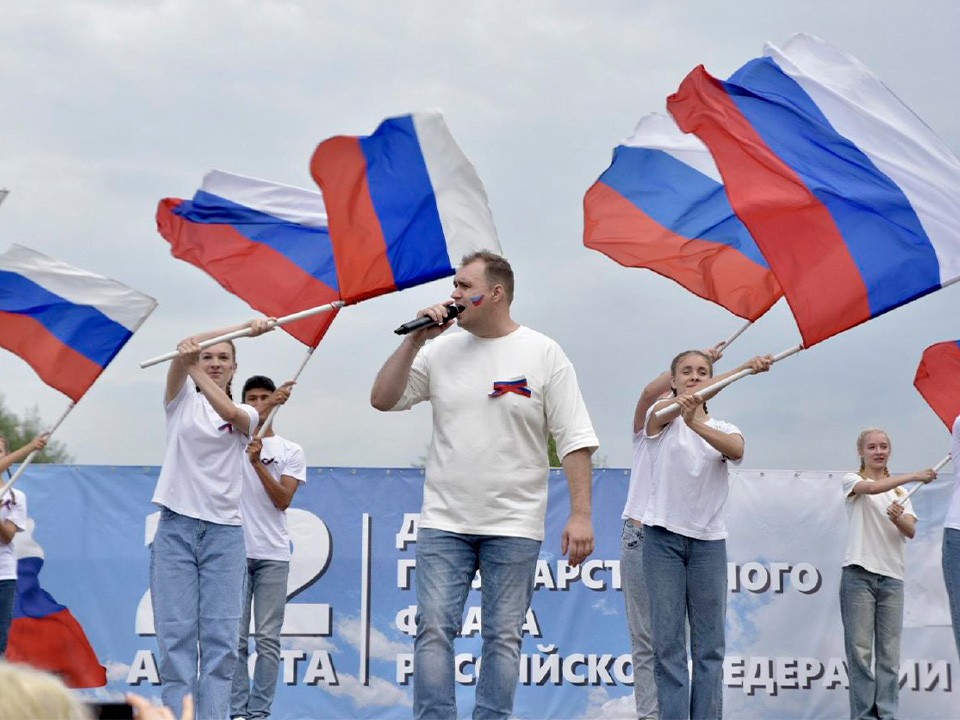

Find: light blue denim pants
230;558;289;719
643;524;726;720
413;527;541;720
840;564;904;720
150;507;246;720
620;521;659;719
942;528;960;663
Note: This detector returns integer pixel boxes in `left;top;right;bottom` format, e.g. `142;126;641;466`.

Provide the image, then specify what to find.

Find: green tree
0;394;72;463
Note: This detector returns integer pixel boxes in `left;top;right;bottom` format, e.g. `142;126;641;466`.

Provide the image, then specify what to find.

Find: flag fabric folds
0;244;157;401
668;33;960;347
914;340;960;430
9;550;107;687
583;113;781;321
310;111;501;304
157;170;341;347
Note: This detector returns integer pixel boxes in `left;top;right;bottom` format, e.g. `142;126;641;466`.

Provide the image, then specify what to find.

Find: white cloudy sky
1;0;959;475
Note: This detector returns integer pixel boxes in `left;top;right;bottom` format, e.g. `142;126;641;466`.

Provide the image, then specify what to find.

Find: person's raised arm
371;302;454;411
848;468;936;497
164;318;274;404
635;343;726;435
0;435;47;475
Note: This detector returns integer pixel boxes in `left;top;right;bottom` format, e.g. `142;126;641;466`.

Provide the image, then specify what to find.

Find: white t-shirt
622;430;658;522
391;325;598;541
641;415;742;541
841;473;916;580
0;488;27;580
241;435;307;561
152;380;258;525
944;415;960;532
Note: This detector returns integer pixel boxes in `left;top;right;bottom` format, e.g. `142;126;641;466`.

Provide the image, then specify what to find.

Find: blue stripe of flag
599;145;770;268
0;271;131;367
724;56;940;316
173;192;340;291
359;115;453;290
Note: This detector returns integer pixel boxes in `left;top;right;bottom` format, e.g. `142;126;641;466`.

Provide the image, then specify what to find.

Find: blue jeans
620;521;658;719
840;564;904;720
230;559;289;719
643;525;726;720
150;508;246;720
0;578;15;656
943;528;960;663
414;527;541;720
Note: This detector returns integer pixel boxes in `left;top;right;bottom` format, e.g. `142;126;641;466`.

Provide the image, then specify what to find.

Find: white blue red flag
157;170;340;347
583;113;781;321
0;244;157;402
914;340;960;430
310;110;501;304
9;521;107;687
668;33;960;347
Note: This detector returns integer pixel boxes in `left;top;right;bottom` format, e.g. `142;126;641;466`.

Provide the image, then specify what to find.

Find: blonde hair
0;662;93;719
856;427;891;478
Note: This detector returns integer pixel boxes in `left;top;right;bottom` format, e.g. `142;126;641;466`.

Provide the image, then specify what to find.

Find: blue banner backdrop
9;466;958;719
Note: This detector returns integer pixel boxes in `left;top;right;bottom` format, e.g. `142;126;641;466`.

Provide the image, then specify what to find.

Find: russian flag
157;170;340;347
8;551;107;688
0;245;157;402
583;113;781;321
668;34;960;347
310;111;501;304
914;340;960;430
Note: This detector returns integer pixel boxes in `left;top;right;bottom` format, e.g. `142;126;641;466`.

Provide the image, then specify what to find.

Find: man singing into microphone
371;251;598;720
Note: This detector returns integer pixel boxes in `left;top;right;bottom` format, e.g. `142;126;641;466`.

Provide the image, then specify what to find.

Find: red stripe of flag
310;136;398;304
0;311;104;401
914;340;960;430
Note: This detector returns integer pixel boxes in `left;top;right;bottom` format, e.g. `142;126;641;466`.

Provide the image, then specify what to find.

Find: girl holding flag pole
641;349;771;720
150;319;289;719
839;429;935;720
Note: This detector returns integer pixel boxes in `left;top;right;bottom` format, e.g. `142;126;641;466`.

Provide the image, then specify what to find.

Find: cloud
337;615;411;660
323;671;412;709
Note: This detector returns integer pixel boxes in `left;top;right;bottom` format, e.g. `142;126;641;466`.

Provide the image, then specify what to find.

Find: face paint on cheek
470;295;485;307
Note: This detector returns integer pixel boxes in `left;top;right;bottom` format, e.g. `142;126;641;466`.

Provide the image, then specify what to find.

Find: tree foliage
0;394;72;463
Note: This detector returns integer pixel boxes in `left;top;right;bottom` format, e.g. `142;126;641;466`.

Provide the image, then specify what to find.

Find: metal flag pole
139;300;345;369
256;346;317;439
0;401;75;500
898;453;952;504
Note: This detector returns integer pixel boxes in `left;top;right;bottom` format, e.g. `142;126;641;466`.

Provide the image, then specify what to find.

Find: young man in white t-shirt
230;376;305;720
943;415;960;664
371;252;598;719
0;433;47;656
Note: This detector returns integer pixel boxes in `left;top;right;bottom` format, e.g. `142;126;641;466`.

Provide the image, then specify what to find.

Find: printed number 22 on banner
135;509;333;636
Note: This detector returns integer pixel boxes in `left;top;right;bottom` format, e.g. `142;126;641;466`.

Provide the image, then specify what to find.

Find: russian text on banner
668;33;960;347
157;170;340;347
310;110;501;304
584;112;781;321
914;340;960;430
0;244;157;401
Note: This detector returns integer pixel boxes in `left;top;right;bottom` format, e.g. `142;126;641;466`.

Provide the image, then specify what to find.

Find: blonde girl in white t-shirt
840;428;935;720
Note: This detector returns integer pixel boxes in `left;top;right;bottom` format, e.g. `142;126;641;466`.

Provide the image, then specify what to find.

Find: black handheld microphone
394;304;465;335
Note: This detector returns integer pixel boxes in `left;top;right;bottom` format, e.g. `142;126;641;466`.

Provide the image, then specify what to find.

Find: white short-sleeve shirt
842;472;916;580
241;435;307;561
0;488;27;580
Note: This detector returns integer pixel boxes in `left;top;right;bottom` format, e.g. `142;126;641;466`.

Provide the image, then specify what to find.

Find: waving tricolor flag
0;244;157;401
668;33;960;347
310;110;501;304
584;113;781;321
914;341;960;430
157;170;340;347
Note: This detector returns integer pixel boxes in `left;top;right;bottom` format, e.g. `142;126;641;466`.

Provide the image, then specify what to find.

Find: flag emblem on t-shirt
489;377;532;398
